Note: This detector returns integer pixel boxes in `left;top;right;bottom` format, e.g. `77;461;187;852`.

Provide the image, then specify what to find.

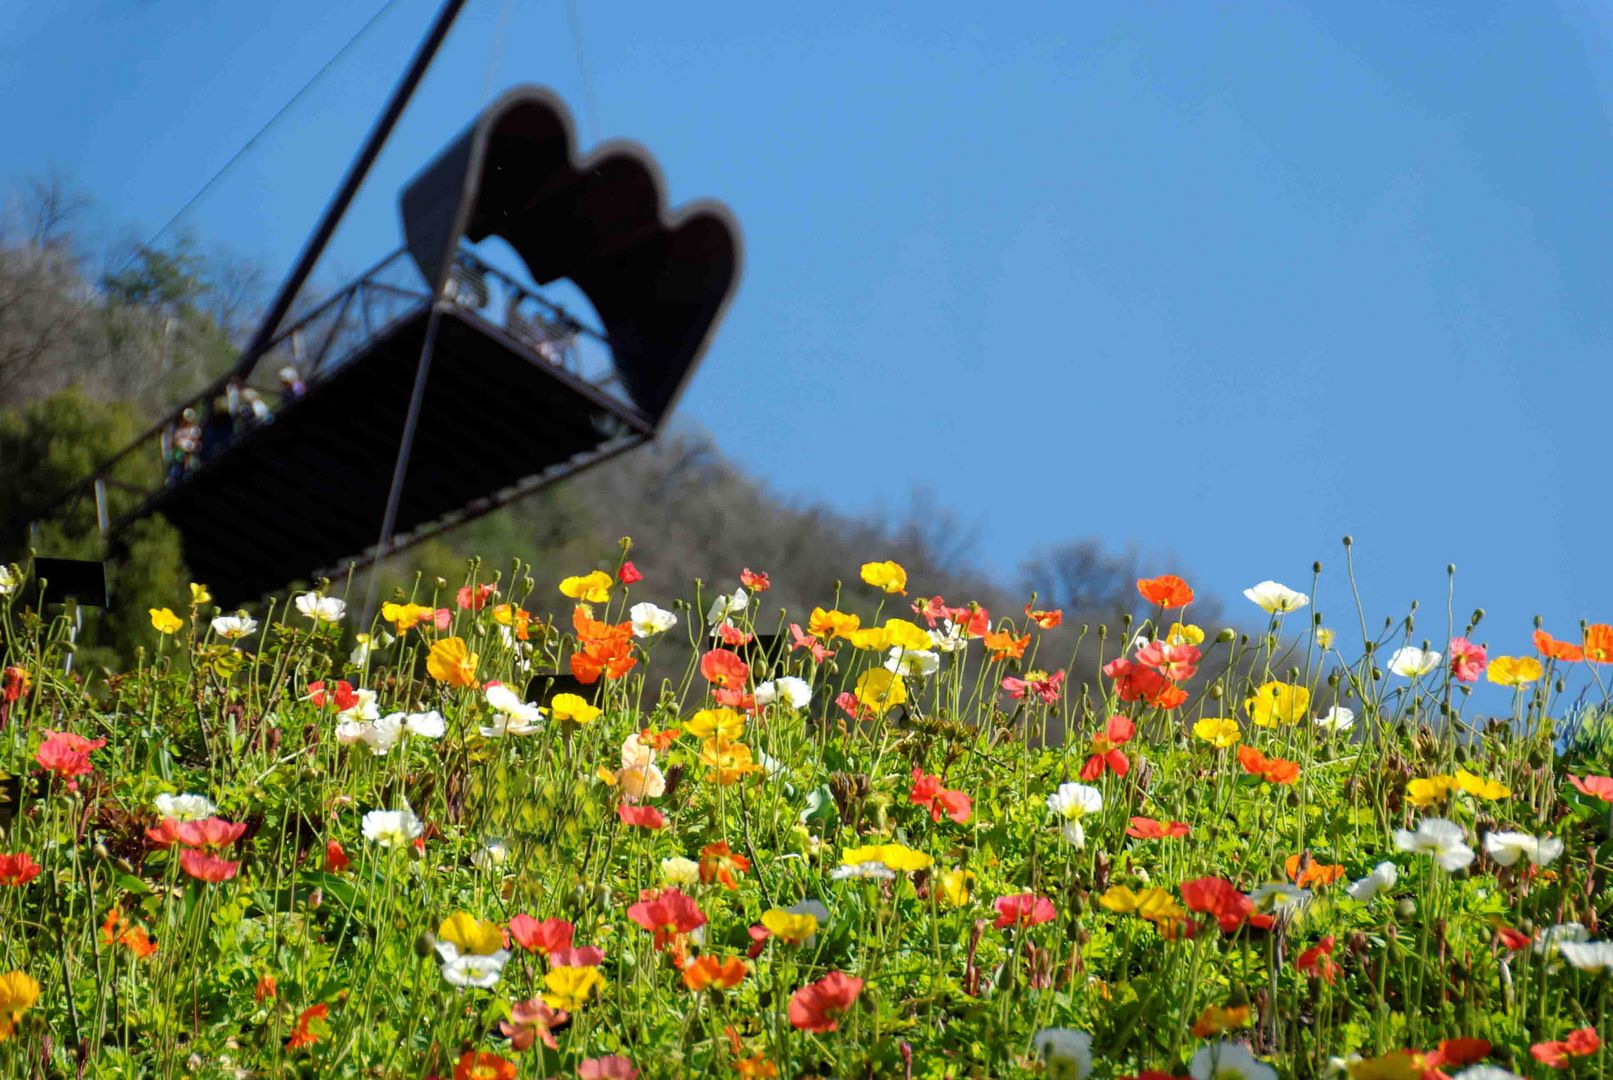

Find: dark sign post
30;558;108;676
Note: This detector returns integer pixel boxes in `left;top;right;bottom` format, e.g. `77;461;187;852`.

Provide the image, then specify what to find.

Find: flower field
0;550;1610;1079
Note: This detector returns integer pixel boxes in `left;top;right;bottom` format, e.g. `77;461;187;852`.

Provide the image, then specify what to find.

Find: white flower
621;733;655;770
210;613;258;640
472;837;508;868
481;684;543;736
336;688;380;724
629;601;678;638
294;592;346;624
0;565;18;596
1558;940;1613;973
706;588;748;623
791;899;830;924
154;793;216;821
830;861;895;881
1032;1028;1093;1080
1483;830;1564;868
1316;706;1356;733
1047;783;1103;848
362;805;423;847
1345;861;1398;901
661;857;700;887
440;949;510;988
1534;923;1589;957
618;762;666;802
404;710;446;738
349;638;372;667
1453;1068;1525;1080
366;712;405;755
1394;817;1474;872
1388;646;1442;678
1189;1041;1277;1080
755;676;813;709
929;622;970;653
1243;581;1309;615
1248;883;1312;913
335;720;371;746
884;648;940;678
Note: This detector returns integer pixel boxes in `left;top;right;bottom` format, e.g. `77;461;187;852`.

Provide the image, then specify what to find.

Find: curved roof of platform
399;85;742;425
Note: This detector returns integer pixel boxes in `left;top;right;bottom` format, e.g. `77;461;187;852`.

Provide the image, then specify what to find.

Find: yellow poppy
1454;768;1510;801
935;867;974;907
542;965;605;1010
760;909;818;943
558;571;612;603
426;637;478;687
437;912;503;956
1405;775;1458;807
550;693;601;725
807;608;861;640
0;970;39;1042
859;560;908;595
686;708;745;742
1245;681;1311;727
1487;656;1543;687
188;582;211;605
853;668;906;717
149;608;183;635
1192;717;1242;748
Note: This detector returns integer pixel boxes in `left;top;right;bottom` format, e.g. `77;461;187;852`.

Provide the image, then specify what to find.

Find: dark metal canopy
401;85;742;426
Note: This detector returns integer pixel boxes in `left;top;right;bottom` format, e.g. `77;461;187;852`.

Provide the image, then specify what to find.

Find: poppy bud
1208;684;1223;700
1397;899;1416;919
1313;561;1322;574
1342;535;1353;546
414;930;436;958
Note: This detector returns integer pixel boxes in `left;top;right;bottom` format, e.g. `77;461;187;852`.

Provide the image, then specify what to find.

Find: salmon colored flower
860;560;908;595
627;889;707;951
287;1003;329;1049
578;1055;639;1079
788;623;834;663
179;849;240;883
983;629;1031;661
0;854;41;887
1080;715;1135;780
740;568;770;591
1126;817;1190;840
1569;774;1613;801
1237;745;1300;785
508;915;573;955
700;842;751;889
100;907;158;958
1137;574;1194;608
1103;658;1188;710
455;1050;518;1080
787;971;863;1032
701;649;749;690
1447;637;1488;683
426;637;479;687
993;893;1056;930
1002;668;1066;704
1534;628;1583;662
1180;876;1256;933
500;997;567;1051
456;583;496;610
35;730;105;789
1135;641;1200;682
682;954;747;991
1584;624;1613;664
1;667;29;702
617;804;666;830
1295;935;1339;983
1532;1028;1602;1068
909;768;973;823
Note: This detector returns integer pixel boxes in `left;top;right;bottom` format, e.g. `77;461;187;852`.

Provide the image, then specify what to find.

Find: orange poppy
982;630;1030;661
682;954;747;991
454;1051;517;1080
1284;853;1345;888
1137;574;1194;608
1583;624;1613;664
1534;628;1584;662
1237;745;1300;785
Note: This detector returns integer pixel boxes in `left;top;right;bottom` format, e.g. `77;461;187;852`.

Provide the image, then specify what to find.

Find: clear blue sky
4;1;1611;666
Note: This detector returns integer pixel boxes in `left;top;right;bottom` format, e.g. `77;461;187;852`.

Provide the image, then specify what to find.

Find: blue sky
4;1;1611;667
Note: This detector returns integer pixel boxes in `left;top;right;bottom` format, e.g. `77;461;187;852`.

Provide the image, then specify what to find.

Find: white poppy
0;565;18;596
336;688;380;724
1189;1041;1277;1080
472;837;509;869
1394;817;1474;871
661;857;700;887
629;601;678;638
1047;783;1103;848
349;638;372;667
481;684;543;736
154;793;216;821
1558;940;1613;973
366;712;405;755
335;720;372;747
1032;1028;1093;1080
755;676;813;709
362;805;422;847
929;622;970;653
1243;581;1309;615
440;949;510;989
1388;646;1442;678
1534;923;1589;957
884;648;941;678
210;613;258;640
1453;1068;1525;1080
1345;861;1398;901
1248;883;1312;913
1484;830;1564;868
294;593;346;624
1316;706;1356;733
404;710;446;739
621;733;655;770
830;862;895;881
706;588;748;624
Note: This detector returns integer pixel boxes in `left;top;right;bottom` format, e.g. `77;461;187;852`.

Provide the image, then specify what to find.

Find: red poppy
1135;641;1201;683
911;596;949;627
1534;628;1584;662
787;971;863;1033
255;974;277;1001
1137;574;1194;608
740;568;770;591
1;666;28;703
287;1003;329;1049
0;853;41;887
456;583;496;611
508;915;574;955
992;893;1056;930
1080;715;1135;780
617;804;666;830
700;649;749;689
1126;817;1190;840
1024;603;1063;629
1237;745;1300;785
627;888;707;951
545;945;605;969
146;817;246;849
179;849;240;883
618;561;643;585
35;730;105;788
1103;659;1188;710
1180;876;1255;933
1495;925;1531;951
1425;1038;1491;1072
454;1051;517;1080
307;680;359;711
325;840;351;873
1295;935;1339;983
908;768;972;824
1570;774;1613;802
699;842;751;889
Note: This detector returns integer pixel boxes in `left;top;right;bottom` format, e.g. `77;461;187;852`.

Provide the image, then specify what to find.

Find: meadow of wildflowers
0;545;1610;1079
